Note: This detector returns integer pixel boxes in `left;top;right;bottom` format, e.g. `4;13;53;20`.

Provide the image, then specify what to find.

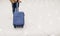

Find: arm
10;0;14;3
10;0;17;3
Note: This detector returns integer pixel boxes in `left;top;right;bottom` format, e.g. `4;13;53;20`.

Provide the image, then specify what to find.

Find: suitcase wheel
14;24;16;28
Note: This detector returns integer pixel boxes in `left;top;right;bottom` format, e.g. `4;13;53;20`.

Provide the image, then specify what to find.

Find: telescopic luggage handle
15;0;19;12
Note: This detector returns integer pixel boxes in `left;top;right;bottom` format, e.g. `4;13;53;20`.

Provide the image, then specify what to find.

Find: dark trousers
12;2;19;14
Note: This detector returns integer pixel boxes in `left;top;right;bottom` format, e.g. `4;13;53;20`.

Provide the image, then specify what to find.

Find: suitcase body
13;11;24;28
13;2;25;28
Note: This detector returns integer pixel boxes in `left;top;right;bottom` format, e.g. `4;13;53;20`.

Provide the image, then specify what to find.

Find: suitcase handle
15;0;19;12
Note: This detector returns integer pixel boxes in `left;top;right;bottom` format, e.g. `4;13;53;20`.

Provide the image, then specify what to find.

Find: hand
19;1;22;3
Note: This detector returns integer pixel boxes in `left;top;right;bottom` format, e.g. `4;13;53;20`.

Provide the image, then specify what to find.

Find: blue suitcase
13;3;25;28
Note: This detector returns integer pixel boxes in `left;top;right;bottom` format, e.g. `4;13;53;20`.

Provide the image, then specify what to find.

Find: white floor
0;0;60;36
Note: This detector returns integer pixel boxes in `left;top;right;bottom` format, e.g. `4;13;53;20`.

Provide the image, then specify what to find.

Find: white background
0;0;60;36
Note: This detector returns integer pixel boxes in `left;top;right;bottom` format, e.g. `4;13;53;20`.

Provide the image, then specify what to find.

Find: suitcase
13;2;25;28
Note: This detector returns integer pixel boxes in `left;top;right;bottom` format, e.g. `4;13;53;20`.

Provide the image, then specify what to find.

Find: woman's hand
18;0;22;3
19;1;21;3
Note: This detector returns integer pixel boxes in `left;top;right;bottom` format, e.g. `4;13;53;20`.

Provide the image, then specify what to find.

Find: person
10;0;21;14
